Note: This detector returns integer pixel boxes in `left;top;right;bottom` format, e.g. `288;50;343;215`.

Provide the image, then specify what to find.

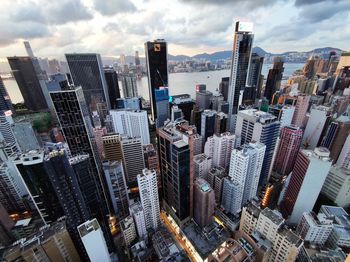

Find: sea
3;63;304;104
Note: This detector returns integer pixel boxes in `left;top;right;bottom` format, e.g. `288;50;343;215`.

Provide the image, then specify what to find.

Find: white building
129;201;147;239
204;132;236;170
110;109;150;145
120;216;137;247
337;134;350;169
321;166;350;207
193;154;212;180
137;169;160;230
78;219;111;262
302;106;331;149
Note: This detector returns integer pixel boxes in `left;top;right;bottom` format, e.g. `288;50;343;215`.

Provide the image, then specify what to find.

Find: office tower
50;86;113;250
219;77;229;101
280;147;332;224
0;76;14;115
193;154;212;180
110;109;150;145
116;97;141;110
129;201;147;238
104;67;121;109
170;94;195;122
211;93;224;112
155;88;170;127
0;115;21;154
215;112;227;134
222;142;265;214
120;216;137;246
236;109;280;185
264;57;284;103
302;106;331;149
274;126;303;176
103;134;123;162
7;57;48;111
321;166;350;207
204;132;236;170
171;105;183;122
191;105;203;132
268;105;295;128
3;220;80;262
145;39;168;121
78;219;111;262
207;167;227;203
227;22;254;131
337;134;350;169
201;110;216;144
120;136;145;185
292;95;311;127
244;53;264;102
23;41;34;57
196;90;213;110
120;73;138;98
65;53;110;112
143;144;160;186
93;126;107;160
158;122;195;227
296;212;333;246
137;169;160;230
103;161;129;220
193;178;215;228
12;122;40;152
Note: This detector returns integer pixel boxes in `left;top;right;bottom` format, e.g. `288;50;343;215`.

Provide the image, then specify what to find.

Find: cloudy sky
0;0;349;60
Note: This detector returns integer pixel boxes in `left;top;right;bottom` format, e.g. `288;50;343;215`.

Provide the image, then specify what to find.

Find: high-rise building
129;201;147;239
221;142;265;214
170;94;195;122
215;112;228;134
0;76;14;115
92;126;107;160
137;169;160;230
103;134;123;162
78;219;111;262
116;97;140;110
280;147;332;224
227;21;254;131
204;132;236;170
337;133;350;169
0;115;21;154
264;57;284;103
120;73;138;98
274;126;303;176
193;178;215;228
302;106;331;149
201;110;216;144
103;161;129;220
219;77;229;101
207;167;227;203
244;53;264;102
291;95;310;128
7;57;48;111
193;154;212;180
268;105;295;129
155;88;170;128
65;53;110;112
12;121;40;152
321;166;350;207
235;109;280;185
110;109;150;145
143;144;160;185
171;105;184;122
120;216;137;247
145;39;168;121
104;67;121;109
196;90;213;110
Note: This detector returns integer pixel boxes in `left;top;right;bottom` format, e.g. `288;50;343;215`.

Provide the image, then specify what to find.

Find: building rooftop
120;216;134;231
320;205;350;228
238;109;277;124
245;201;262;219
279;227;303;248
14;218;32;227
261;208;284;226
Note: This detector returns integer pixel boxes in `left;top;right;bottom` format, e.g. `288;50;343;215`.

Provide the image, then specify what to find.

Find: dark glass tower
65;54;110;113
227;22;254;131
264;57;284;104
219;77;229;101
104;67;121;109
244;53;264;103
7;57;48;111
0;77;15;115
145;39;168;121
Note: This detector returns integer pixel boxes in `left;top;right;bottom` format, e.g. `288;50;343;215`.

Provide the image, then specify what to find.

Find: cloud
179;0;281;8
294;0;341;6
93;0;137;16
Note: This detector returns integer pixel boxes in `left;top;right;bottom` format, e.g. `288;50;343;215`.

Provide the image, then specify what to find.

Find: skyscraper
0;115;21;154
193;178;215;228
155;87;170;127
280;147;332;224
196;90;213;110
244;53;264;102
170;94;195;122
120;73;138;98
7;57;48;111
227;21;254;131
219;77;229;101
337;134;350;169
110;109;150;145
145;39;168;121
274;126;303;176
264;57;284;103
201;110;216;144
235;109;280;185
268;105;295;129
137;169;160;230
207;167;227;203
104;67;121;109
129;201;147;239
291;95;310;128
65;53;110;113
193;153;212;180
0;76;14;115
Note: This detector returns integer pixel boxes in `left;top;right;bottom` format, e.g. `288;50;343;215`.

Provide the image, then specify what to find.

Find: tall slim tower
145;39;168;121
65;53;110;113
137;169;160;230
227;21;254;131
0;77;15;115
103;67;120;109
291;95;310;128
244;53;264;102
264;57;284;103
193;178;215;228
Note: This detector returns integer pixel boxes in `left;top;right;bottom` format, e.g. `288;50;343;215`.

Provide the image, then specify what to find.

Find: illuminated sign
154;43;161;52
237;21;253;32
